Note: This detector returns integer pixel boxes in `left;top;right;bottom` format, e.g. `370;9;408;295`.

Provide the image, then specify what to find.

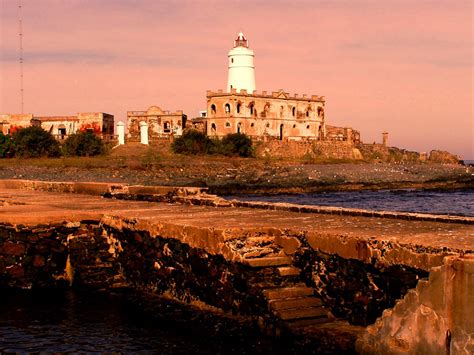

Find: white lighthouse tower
227;32;256;93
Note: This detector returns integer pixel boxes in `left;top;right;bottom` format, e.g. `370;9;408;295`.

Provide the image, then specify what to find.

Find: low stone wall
255;140;363;160
0;179;206;198
0;217;452;328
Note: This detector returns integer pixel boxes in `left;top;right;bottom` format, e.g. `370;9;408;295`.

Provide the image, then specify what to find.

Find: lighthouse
227;32;256;93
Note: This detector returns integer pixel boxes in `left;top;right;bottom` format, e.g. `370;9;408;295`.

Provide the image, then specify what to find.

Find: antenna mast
18;0;24;113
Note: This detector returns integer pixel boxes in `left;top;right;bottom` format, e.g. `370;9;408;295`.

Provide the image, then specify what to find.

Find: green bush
172;130;254;157
12;126;61;158
171;130;215;155
0;133;15;158
220;133;254;157
62;131;104;157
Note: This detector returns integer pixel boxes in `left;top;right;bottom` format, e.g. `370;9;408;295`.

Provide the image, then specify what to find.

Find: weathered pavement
1;186;472;270
0;182;473;352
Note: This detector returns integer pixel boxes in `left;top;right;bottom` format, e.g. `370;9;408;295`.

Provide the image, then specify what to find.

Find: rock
428;150;460;164
6;265;24;278
0;242;25;256
275;235;301;255
33;255;46;267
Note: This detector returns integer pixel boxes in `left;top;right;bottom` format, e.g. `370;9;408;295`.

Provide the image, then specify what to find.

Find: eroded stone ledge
0;182;472;352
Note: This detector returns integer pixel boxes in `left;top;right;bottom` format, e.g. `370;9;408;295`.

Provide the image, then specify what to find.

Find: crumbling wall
256;140;363;160
428;150;460;164
356;255;474;354
0;223;79;289
357;144;422;163
0;114;33;134
294;246;427;326
0;221;269;318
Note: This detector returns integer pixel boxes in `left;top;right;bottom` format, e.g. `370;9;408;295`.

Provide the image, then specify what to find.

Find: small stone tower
382;132;389;147
227;32;256;93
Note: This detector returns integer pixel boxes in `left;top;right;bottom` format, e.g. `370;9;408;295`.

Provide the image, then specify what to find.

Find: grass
0;141;369;172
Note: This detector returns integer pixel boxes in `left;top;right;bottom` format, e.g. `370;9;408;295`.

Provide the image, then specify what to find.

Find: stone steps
240;236;334;335
277;306;329;321
244;256;292;268
286;316;334;329
277;266;300;277
263;286;314;299
252;281;305;289
269;296;323;311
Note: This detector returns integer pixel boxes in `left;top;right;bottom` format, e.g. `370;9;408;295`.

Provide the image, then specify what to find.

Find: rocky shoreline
1;159;472;195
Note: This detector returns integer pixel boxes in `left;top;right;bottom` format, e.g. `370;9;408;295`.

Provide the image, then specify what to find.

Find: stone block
244;256;291;267
0;242;25;256
33;255;46;267
6;265;24;279
275;235;301;255
277;306;328;320
263;286;313;299
269;296;323;311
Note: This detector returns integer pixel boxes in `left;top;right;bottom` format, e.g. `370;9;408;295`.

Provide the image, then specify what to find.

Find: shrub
220;133;254;157
171;130;215;155
0;133;15;158
12;126;61;158
62;131;104;157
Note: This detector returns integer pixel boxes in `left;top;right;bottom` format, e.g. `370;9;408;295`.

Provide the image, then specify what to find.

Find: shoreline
1;155;472;195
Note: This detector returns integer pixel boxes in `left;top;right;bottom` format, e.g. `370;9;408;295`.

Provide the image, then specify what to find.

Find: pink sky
1;0;472;158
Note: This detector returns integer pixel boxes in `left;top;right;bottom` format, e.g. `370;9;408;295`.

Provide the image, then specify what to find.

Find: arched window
237;103;241;114
211;104;216;115
225;122;231;128
306;110;309;117
225;103;231;114
317;106;324;118
211;123;216;134
250;122;254;127
237;122;242;134
292;107;296;117
164;121;171;133
249;103;254;115
293;124;296;128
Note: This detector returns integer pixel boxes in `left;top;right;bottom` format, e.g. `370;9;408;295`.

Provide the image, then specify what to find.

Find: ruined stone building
206;89;326;141
200;32;359;142
0;112;114;140
325;125;361;144
127;105;187;140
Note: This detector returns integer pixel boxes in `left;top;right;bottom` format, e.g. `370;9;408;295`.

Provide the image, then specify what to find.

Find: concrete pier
0;180;472;353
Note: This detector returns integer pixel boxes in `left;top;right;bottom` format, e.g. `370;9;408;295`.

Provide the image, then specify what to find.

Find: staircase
233;235;333;331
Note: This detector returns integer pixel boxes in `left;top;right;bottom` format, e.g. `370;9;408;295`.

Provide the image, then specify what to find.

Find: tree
220;133;254;157
12;126;61;158
0;133;15;158
171;129;215;155
62;131;104;157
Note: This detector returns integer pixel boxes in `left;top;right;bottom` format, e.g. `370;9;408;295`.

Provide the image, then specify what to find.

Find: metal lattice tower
18;0;24;113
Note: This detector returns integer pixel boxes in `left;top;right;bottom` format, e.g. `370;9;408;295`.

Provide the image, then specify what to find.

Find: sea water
226;189;474;217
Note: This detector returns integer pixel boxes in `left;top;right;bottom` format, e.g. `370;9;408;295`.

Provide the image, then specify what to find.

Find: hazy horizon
1;0;472;159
